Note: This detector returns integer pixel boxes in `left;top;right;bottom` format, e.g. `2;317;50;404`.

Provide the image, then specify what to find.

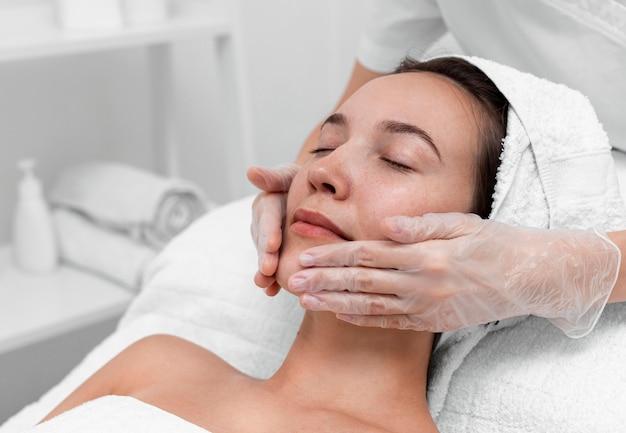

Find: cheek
354;176;473;238
353;180;433;239
425;175;475;212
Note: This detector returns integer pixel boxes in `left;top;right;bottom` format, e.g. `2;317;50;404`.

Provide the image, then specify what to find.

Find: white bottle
13;159;59;273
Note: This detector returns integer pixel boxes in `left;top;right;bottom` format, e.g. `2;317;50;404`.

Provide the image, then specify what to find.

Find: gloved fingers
254;272;283;295
299;291;406;315
264;282;282;297
382;212;485;244
260;251;279;277
246;163;300;192
250;195;262;247
255;193;284;256
250;202;261;247
298;240;423;270
254;270;275;288
418;296;507;331
336;313;426;331
287;266;411;295
336;304;477;332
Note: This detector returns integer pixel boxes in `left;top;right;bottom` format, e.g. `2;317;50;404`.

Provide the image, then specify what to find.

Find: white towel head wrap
450;55;626;231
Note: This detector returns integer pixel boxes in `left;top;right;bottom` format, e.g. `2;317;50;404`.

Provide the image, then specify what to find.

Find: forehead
337;72;481;161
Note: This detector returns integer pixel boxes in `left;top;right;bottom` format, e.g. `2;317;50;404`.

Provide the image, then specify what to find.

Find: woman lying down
36;56;508;433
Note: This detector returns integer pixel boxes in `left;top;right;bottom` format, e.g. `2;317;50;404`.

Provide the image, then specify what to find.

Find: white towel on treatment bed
50;162;211;249
3;58;626;431
27;395;209;433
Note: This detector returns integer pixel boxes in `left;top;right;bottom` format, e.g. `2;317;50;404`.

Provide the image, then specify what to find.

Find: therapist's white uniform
356;0;626;150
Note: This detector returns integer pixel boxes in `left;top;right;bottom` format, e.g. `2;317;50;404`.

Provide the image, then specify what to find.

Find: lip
291;208;351;241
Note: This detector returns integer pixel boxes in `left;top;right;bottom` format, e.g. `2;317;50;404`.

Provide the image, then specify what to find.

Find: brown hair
392;56;509;218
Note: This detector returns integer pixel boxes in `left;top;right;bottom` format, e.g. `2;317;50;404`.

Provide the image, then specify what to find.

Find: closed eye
309;148;334;154
310;149;413;173
380;157;413;173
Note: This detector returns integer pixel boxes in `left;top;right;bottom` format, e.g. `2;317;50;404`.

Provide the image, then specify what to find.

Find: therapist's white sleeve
356;0;447;73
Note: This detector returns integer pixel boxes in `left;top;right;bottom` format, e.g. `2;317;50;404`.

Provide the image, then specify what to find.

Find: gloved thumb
382;212;485;243
247;163;300;193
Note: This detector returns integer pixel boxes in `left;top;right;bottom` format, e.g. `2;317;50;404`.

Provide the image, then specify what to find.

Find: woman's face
276;72;481;291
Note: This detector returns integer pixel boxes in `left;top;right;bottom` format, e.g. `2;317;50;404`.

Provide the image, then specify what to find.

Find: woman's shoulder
39;334;242;424
116;334;260;431
114;334;242;394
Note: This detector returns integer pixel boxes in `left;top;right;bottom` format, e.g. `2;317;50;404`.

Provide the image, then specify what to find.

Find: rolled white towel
53;209;156;290
50;162;211;249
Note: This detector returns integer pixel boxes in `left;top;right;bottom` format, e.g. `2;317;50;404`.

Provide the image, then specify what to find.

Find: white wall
0;0;372;243
237;0;373;167
170;0;373;201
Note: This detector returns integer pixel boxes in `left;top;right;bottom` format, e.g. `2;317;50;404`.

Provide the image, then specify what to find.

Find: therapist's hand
247;163;300;296
288;213;620;337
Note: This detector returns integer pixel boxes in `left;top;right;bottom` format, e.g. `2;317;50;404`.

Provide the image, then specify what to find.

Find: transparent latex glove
247;163;300;296
288;213;621;338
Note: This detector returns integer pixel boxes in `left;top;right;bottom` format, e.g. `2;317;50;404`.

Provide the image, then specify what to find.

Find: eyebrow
320;112;441;162
320;112;348;129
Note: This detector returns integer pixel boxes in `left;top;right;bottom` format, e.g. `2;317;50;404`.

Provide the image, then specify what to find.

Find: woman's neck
266;311;436;432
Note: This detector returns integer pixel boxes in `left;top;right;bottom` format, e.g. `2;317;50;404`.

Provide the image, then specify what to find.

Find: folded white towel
50;162;210;249
425;55;626;431
53;209;156;290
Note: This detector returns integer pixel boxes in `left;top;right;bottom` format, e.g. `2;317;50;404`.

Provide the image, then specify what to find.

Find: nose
307;150;351;200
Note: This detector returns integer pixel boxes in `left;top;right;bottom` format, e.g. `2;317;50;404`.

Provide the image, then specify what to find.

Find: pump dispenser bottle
13;159;58;273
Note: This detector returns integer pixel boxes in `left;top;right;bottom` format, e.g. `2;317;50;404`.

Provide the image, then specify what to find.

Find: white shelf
0;246;133;355
0;16;231;63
